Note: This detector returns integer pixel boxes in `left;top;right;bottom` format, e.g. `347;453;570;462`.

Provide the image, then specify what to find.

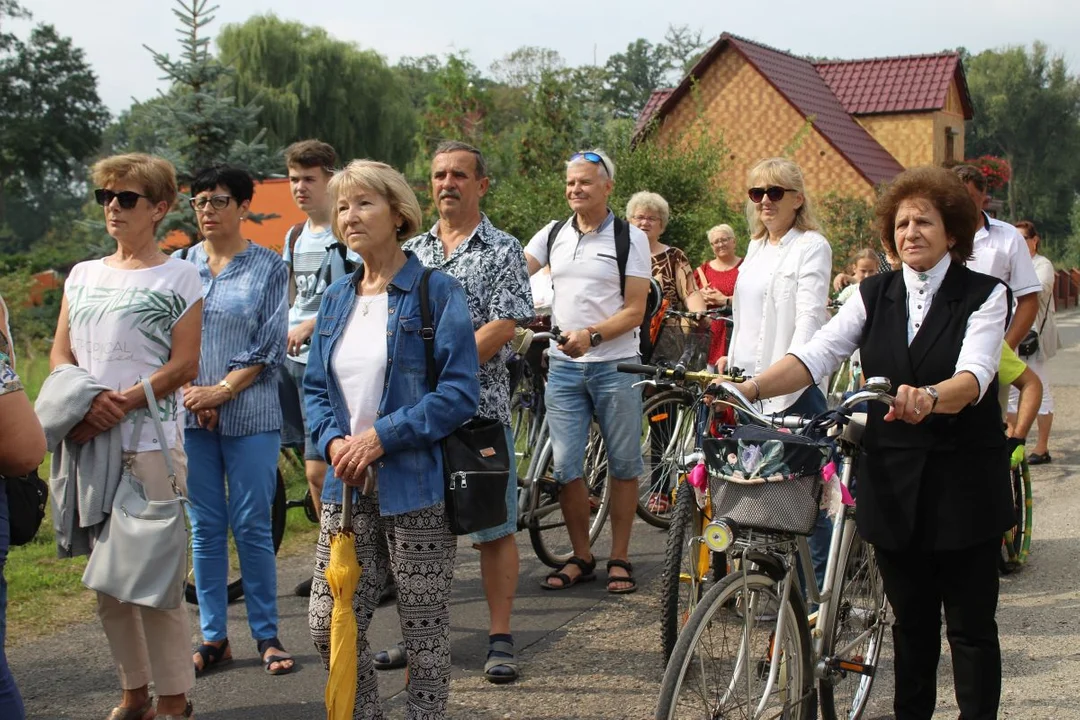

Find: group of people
0;133;1061;720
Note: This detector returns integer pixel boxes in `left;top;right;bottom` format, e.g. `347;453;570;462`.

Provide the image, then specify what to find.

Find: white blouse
332;294;390;436
727;227;832;413
793;254;1007;402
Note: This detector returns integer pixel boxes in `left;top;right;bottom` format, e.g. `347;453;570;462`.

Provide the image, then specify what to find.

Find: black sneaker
294;577;313;597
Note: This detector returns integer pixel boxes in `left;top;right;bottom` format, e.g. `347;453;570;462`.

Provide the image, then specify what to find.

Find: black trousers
875;538;1002;720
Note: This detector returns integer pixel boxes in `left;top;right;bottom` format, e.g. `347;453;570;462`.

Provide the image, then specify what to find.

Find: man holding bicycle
523;149;651;595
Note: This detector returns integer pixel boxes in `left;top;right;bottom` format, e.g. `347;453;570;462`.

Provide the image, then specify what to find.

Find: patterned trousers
309;493;456;720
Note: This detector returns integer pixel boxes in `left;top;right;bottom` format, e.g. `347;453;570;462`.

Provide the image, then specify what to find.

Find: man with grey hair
523;149;651;595
371;140;534;684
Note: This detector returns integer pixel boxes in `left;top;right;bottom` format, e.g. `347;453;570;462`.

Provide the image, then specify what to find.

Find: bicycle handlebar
616;361;743;387
710;379;894;430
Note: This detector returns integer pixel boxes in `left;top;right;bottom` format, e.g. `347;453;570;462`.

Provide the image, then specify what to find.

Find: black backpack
546;216;658;360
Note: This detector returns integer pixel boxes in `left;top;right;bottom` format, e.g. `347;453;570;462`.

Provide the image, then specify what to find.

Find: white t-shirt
968;214;1040;297
524;214;651;362
332;295;389;436
64;258;203;451
283;221;361;364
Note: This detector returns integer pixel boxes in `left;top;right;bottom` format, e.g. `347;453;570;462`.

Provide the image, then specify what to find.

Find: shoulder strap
131;379;182;498
546;219;568;267
419;268;437;392
613;217;630;298
179;246;189;261
286;222;305;270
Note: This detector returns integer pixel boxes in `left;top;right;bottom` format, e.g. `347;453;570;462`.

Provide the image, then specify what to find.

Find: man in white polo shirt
524;149;650;594
953;164;1040;348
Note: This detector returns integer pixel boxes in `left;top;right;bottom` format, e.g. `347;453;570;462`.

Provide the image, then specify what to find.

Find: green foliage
0;271;60;358
412;54;491;168
964;43;1080;244
217;14;414;167
603;39;673;119
818;193;879;275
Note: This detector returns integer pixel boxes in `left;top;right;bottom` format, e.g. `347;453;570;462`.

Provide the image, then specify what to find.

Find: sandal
606;559;638;595
1028;452;1052;465
257;637;296;676
157;700;194;719
106;696;154;720
540;555;596;590
193;639;231;676
373;641;407;670
484;637;519;684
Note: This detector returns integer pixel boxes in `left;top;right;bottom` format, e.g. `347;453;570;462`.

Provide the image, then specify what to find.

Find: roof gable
814;53;973;119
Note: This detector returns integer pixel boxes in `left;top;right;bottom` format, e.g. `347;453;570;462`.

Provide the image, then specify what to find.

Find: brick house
635;33;974;202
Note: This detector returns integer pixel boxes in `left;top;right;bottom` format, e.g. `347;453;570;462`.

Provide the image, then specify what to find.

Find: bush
818;192;879;276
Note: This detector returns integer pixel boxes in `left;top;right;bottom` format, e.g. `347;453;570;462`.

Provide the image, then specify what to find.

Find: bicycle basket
703;425;831;535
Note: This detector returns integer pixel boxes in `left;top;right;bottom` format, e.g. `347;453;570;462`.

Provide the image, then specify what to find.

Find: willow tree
217;14;415;167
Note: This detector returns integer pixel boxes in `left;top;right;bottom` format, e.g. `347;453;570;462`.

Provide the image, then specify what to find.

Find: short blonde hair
626;191;670;228
328;160;423;243
707;224;735;242
745;157;821;240
91;153;178;211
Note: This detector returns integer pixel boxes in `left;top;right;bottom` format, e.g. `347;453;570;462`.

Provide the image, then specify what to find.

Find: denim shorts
470;425;519;544
282;358;322;461
545;357;644;483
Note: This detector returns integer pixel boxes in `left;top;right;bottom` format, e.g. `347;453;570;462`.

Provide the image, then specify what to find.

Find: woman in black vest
723;166;1012;720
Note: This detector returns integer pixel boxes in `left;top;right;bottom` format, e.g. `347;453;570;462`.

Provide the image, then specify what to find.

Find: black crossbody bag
418;268;511;535
4;469;48;546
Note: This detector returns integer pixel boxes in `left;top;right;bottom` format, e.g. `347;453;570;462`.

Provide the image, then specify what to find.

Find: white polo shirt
968;213;1040;297
524;212;650;362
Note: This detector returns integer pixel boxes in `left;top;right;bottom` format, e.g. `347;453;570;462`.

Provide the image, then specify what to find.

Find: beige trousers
96;439;195;696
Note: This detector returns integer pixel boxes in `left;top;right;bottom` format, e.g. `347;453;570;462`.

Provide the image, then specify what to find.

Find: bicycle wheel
657;569;814;720
818;524;888;720
185;469;288;604
660;481;708;662
509;359;537;467
1000;458;1033;572
528;429;612;568
637;390;696;529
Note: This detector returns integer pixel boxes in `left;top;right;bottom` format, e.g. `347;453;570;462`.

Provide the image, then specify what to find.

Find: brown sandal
105;696;154;720
157;700;194;719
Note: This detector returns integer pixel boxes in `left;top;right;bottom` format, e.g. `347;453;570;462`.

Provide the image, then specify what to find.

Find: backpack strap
285;222;305;271
419;267;437;392
613;217;630;298
545;219;568;267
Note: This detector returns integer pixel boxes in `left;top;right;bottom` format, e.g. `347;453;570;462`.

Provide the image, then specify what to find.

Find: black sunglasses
748;186;796;203
189;194;235;212
570;151;612;179
94;189;149;209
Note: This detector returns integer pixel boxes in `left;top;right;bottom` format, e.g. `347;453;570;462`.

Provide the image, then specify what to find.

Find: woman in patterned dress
304;160;479;719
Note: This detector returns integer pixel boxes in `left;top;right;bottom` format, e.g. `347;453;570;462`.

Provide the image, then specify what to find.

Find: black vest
854;262;1014;551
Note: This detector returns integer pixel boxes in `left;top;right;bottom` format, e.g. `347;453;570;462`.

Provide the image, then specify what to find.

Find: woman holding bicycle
734;166;1012;720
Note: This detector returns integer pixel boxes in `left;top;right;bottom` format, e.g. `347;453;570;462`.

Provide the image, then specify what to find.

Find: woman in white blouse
723;157;831;416
728;166;1011;720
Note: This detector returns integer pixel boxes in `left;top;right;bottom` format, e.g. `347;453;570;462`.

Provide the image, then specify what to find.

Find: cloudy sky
16;0;1080;116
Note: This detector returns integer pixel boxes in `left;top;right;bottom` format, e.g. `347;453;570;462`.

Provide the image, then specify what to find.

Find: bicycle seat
841;412;867;445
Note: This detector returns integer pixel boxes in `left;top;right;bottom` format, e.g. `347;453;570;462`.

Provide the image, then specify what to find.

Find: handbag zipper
449;470;508;490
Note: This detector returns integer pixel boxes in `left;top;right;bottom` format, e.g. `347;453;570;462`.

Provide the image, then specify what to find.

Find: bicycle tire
817;522;888;720
660;480;705;663
656;569;814;720
1000;458;1033;572
184;469;287;605
528;431;611;568
637;389;696;529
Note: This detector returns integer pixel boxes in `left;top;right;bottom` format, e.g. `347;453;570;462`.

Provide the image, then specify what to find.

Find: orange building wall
855;113;936;168
654;49;876;204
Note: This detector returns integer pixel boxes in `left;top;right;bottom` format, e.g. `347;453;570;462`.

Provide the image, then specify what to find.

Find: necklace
358;280;389;316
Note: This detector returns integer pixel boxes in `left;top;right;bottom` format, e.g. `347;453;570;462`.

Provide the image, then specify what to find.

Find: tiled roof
722;34;904;186
634;88;674;137
815;53;972;118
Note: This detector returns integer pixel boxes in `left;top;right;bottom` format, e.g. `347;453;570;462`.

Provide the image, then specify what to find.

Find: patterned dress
651;246;701;366
0;295;21;398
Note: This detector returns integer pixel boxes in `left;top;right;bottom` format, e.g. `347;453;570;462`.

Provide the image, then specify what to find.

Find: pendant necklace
359;279;389;316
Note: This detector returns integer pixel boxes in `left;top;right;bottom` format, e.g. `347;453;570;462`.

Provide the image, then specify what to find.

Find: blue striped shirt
178;241;288;436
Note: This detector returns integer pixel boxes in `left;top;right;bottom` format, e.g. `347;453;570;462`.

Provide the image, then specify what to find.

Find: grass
5;356;320;644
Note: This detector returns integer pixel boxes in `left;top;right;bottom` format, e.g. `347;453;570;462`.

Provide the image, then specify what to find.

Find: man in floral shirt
372;141;533;684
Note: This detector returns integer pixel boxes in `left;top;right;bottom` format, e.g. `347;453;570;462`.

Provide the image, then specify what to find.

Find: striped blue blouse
178;241;288;437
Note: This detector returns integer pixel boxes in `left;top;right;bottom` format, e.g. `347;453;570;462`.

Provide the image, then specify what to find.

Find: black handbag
419;268;511;535
1018;294;1051;357
4;469;48;546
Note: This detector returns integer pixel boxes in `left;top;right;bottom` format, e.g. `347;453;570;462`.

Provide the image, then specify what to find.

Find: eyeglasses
712;235;735;244
569;151;611;179
189;194;235;212
631;215;662;224
748;186;796;203
95;189;149;209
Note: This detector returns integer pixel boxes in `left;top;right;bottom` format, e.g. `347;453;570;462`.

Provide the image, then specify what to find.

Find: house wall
654;49;876;205
854;79;968;168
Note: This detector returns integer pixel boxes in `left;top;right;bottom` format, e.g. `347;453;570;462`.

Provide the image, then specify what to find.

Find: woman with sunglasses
176;165;294;679
49;154;202;719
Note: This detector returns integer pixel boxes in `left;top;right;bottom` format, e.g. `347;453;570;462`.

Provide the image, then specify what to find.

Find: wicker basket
703;426;830;536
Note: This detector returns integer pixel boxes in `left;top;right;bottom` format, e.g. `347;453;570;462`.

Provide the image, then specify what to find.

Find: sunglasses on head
570;151;611;179
748;186;796;203
189;194;235;212
95;189;149;209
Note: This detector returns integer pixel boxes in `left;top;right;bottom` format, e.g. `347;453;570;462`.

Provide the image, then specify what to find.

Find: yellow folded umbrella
325;479;362;720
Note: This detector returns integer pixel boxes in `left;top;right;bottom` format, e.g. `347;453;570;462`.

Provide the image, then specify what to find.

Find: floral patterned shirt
0;294;22;397
404;215;534;425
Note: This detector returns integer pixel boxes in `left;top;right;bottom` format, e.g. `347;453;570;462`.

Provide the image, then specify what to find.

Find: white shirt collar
902;253;951;294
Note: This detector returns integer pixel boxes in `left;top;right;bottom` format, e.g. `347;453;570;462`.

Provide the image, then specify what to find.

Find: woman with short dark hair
729;165;1012;720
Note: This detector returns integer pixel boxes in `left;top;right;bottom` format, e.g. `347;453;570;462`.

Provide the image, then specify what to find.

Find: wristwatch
919;385;939;413
587;326;603;347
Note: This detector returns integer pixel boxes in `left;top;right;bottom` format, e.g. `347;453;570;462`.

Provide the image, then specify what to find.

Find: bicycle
656;379;894;720
1000;454;1033;572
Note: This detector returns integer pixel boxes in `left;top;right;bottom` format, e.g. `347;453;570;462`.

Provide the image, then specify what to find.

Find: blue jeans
545;357;644;483
0;480;25;719
185;429;281;642
785;386;832;600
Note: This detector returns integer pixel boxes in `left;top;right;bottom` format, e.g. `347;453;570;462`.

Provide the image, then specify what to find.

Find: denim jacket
304;252;480;515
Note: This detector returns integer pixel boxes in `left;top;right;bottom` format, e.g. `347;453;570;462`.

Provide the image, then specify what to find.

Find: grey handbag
82;379;189;609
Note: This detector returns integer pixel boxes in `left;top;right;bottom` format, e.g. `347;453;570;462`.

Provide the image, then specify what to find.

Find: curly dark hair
876;166;977;263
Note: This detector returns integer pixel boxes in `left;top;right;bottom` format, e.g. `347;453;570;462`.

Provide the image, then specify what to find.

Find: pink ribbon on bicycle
822;461;854;507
